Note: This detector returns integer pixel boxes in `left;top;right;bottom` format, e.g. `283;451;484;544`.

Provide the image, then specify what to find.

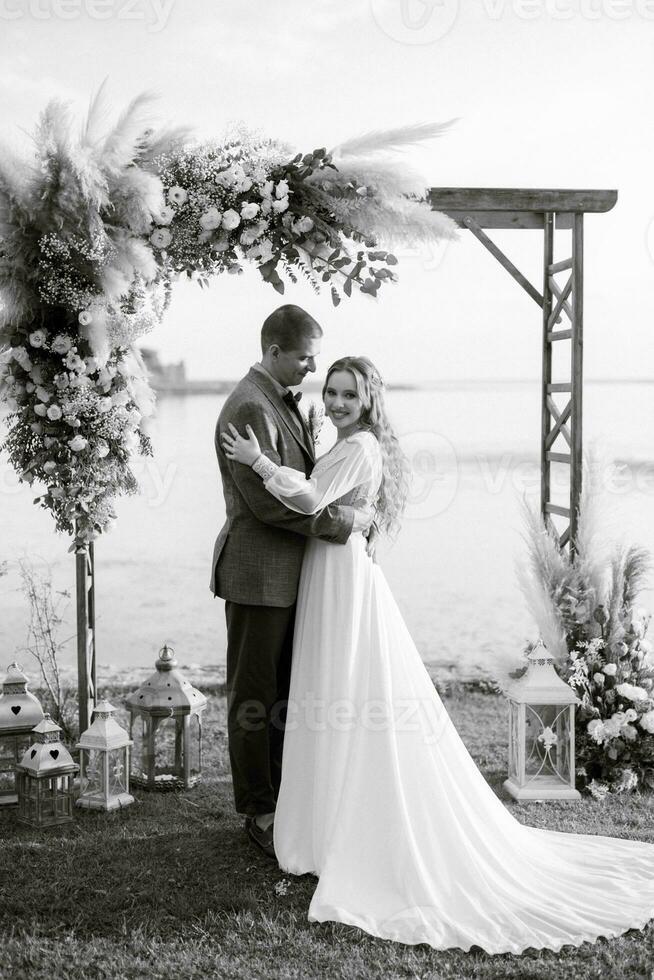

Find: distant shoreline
153;377;654;396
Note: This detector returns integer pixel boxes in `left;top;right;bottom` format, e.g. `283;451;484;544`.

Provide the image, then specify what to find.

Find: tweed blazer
210;367;355;607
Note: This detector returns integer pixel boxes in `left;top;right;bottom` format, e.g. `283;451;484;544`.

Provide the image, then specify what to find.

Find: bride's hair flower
167;185;188;205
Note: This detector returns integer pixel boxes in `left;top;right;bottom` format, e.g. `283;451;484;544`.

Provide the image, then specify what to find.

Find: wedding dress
253;430;654;955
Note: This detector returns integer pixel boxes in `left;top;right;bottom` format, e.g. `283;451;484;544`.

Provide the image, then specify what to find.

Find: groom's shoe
245;816;276;860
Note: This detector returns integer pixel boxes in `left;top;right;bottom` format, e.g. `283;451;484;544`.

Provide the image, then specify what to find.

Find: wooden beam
440;211;576;230
548;278;573;321
462;217;544;308
546;329;572;342
547;275;573;329
545;503;571;518
548;258;573;274
541;213;554;526
428;187;618;214
570;213;584;551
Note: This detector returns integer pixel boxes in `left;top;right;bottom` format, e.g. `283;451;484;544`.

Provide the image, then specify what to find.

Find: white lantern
125;645;207;791
504;640;581;801
0;663;44;806
76;700;134;811
16;714;79;827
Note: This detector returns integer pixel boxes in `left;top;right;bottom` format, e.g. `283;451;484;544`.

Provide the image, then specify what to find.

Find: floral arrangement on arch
0;87;457;549
518;457;654;797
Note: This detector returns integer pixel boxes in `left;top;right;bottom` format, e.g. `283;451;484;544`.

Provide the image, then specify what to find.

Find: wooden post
541;213;554;530
75;531;97;734
570;213;584;552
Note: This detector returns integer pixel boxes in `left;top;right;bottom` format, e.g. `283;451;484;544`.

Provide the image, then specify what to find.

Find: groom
210;304;371;859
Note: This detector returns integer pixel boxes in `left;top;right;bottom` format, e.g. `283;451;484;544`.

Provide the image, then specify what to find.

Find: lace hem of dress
252;454;279;481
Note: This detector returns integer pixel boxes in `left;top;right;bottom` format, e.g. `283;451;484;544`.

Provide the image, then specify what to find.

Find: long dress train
256;430;654;955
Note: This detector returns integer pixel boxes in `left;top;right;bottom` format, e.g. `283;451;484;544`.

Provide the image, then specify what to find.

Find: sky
0;1;653;383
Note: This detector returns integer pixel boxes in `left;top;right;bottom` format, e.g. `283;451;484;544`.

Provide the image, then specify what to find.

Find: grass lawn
1;685;653;980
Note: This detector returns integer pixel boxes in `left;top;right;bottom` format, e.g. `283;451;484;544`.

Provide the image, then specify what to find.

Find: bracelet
252;454;278;481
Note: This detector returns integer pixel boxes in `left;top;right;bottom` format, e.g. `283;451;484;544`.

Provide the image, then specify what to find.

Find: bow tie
283;390;303;407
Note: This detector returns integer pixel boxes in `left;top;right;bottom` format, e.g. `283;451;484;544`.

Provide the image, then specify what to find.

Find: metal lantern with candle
76;699;134;811
504;640;581;801
0;663;44;807
125;645;208;791
16;714;79;827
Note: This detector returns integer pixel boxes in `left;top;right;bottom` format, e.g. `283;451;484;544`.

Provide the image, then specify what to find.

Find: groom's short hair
261;305;322;353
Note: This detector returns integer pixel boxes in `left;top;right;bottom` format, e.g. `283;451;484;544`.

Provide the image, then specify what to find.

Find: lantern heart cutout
30;749;37;759
49;749;59;760
11;705;21;715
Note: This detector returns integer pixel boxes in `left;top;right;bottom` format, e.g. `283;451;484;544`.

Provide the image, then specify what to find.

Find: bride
221;355;654;955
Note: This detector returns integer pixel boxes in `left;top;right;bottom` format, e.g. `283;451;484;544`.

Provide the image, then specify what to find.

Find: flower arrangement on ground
518;458;654;795
0;87;457;548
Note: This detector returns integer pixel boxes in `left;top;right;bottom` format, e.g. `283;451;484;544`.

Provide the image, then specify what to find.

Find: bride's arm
223;425;379;515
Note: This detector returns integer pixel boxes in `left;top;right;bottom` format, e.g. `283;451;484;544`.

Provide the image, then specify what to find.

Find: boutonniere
305;402;324;448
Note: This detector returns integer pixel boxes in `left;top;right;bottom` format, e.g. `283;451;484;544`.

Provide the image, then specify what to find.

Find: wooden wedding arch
74;186;618;731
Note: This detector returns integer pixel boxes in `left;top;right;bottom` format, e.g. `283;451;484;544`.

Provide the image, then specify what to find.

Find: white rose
199;207;222;231
587;718;605;744
623;724;638;742
64;350;85;373
275;179;289;199
602;663;618;677
51;334;73;355
124;431;139;452
35;385;51;403
68;435;88;452
46;404;62;421
639;709;654;734
592;672;605;686
29;329;47;348
293;216;314;234
157;205;176;226
78;310;93;327
168;186;188;205
238;178;253;193
114;406;129;421
260;180;274;198
616;682;648;702
150;228;172;250
95;441;110;459
43;460;57;475
34;403;47;417
25;381;35;393
85;357;98;374
221;209;241;231
272;197;289;214
212;235;230;253
625;707;638;722
241;202;259;220
98;397;113;414
240;229;259;247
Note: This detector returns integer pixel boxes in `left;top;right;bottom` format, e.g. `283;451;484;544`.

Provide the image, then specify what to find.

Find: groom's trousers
224;600;295;816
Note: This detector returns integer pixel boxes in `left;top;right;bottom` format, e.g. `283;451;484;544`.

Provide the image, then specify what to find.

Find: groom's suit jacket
210;366;355;607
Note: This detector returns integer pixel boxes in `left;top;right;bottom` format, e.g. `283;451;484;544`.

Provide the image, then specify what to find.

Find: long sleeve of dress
258;431;382;515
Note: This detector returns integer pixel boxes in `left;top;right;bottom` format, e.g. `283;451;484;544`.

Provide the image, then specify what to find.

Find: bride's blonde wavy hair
322;356;410;537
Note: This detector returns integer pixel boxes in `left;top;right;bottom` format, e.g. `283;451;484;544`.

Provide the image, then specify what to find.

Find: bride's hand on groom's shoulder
222;423;262;467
